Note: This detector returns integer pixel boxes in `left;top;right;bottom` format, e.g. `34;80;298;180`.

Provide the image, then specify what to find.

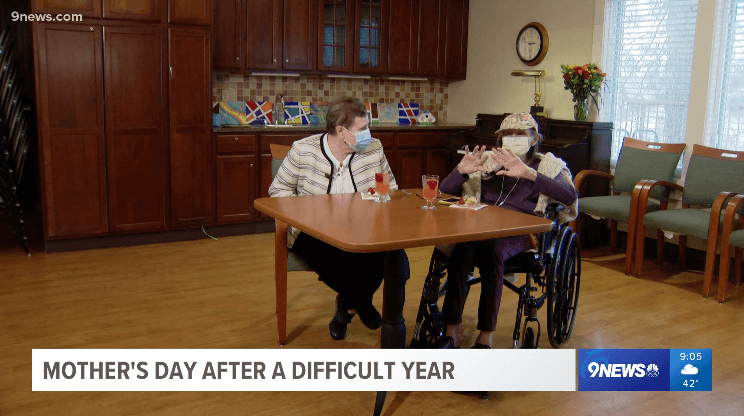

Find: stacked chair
0;28;31;255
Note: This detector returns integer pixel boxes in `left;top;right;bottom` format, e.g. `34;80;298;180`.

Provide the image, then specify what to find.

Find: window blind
600;0;699;162
704;0;744;151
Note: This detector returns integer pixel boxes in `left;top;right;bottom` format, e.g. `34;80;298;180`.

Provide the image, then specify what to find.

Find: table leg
376;250;409;416
274;220;288;346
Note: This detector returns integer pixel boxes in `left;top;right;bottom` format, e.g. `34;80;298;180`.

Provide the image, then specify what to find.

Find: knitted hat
496;113;539;134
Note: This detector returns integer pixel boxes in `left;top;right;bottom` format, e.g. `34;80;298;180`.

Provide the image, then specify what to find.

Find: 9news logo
578;349;670;391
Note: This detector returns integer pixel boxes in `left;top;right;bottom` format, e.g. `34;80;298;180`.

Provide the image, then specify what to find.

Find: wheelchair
410;203;581;350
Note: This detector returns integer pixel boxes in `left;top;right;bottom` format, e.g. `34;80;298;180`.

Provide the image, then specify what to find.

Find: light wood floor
1;231;743;415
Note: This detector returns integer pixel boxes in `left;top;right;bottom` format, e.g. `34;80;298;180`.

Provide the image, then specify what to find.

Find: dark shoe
329;294;355;340
433;336;459;349
471;343;491;349
355;303;382;330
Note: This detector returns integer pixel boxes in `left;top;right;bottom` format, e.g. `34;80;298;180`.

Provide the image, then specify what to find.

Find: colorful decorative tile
378;103;398;124
309;102;329;125
246;101;273;125
218;101;248;125
398;103;419;125
284;101;311;125
366;102;380;124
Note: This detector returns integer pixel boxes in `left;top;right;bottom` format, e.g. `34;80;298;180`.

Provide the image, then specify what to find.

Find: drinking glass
375;171;391;203
422;174;439;210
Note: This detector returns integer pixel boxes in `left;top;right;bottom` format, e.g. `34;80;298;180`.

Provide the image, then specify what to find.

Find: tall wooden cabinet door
416;0;443;77
443;0;468;80
103;0;164;21
283;0;316;71
217;155;256;223
396;149;424;190
318;0;353;72
104;27;166;232
34;24;108;238
354;0;387;74
387;0;417;75
245;0;282;70
214;0;244;69
169;0;211;25
169;28;214;227
33;0;102;18
425;148;448;181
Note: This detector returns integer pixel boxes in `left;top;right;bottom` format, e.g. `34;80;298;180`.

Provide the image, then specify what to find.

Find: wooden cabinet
216;134;258;223
442;0;468;80
318;0;354;72
104;27;167;233
416;0;443;77
353;0;387;74
33;0;102;18
214;0;244;69
396;131;450;189
169;27;214;227
169;0;211;25
35;24;108;238
387;0;417;75
224;0;316;71
103;0;164;21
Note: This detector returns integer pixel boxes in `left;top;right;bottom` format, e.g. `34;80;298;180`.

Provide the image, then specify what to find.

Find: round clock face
518;27;542;61
516;23;549;66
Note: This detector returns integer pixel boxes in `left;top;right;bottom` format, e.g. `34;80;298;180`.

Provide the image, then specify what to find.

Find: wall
448;0;597;124
213;73;451;123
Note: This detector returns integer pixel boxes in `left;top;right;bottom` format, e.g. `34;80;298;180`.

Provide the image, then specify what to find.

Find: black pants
442;235;531;331
291;233;409;312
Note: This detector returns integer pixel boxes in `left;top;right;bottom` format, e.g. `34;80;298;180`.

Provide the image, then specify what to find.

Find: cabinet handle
234;137;239;141
285;59;289;63
236;57;239;61
89;27;94;31
250;163;254;167
169;67;173;79
273;59;277;63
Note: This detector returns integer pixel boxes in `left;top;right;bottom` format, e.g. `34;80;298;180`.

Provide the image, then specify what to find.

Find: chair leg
704;235;720;300
656;230;664;265
625;213;638;276
610;220;618;252
635;222;647;277
735;247;742;286
678;235;687;270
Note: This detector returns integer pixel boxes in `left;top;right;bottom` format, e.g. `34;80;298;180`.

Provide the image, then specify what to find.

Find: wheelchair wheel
420;311;446;346
521;327;536;349
546;225;572;349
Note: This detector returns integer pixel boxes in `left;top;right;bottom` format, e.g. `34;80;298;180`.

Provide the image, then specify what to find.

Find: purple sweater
440;158;577;216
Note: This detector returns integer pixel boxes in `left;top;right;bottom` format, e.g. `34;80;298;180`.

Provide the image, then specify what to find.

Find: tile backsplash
213;72;450;123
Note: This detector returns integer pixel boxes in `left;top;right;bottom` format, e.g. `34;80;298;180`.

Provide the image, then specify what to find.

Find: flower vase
573;99;589;122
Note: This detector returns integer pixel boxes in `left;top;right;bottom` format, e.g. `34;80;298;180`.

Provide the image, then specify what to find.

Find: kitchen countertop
213;124;475;133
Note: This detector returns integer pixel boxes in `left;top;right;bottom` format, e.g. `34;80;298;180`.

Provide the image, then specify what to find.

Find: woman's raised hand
456;145;489;175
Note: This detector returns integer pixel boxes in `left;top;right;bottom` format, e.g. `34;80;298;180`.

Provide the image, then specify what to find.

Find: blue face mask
344;128;372;153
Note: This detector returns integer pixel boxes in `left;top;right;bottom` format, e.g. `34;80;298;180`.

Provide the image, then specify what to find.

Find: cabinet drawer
216;134;257;153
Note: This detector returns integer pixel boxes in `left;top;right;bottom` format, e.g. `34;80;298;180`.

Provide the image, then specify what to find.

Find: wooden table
254;190;552;415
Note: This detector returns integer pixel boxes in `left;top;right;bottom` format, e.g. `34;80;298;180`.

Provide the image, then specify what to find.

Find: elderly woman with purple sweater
435;113;578;349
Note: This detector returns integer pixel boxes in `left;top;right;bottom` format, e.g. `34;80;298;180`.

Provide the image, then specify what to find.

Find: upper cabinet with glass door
318;0;354;72
354;0;387;74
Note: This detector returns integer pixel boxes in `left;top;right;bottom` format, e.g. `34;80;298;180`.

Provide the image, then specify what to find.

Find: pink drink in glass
422;174;439;209
375;172;391;202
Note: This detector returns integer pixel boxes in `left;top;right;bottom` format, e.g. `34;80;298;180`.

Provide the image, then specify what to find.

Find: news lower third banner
33;349;575;391
32;349;711;392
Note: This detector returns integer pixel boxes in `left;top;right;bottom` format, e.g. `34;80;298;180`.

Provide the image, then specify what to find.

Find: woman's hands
456;145;489;175
492;147;538;181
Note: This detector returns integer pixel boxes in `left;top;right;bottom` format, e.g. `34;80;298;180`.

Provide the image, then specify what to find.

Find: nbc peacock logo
646;364;659;377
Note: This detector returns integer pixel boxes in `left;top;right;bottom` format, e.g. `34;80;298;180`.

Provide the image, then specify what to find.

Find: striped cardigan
268;133;398;248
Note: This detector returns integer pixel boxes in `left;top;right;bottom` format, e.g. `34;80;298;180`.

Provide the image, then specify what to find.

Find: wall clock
516;22;549;66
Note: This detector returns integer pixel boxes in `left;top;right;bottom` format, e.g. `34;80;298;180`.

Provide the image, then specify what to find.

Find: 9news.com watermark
12;11;83;23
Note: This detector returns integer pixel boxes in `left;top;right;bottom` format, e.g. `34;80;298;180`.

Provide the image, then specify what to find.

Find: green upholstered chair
270;144;314;272
633;145;744;298
571;137;685;275
718;194;744;303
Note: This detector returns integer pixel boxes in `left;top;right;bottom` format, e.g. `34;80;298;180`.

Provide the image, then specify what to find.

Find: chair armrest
574;170;614;195
710;192;741;240
635;180;685;220
721;194;744;245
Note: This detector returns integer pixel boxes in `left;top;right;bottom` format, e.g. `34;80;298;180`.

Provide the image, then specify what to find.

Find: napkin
449;203;488;211
361;191;380;201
